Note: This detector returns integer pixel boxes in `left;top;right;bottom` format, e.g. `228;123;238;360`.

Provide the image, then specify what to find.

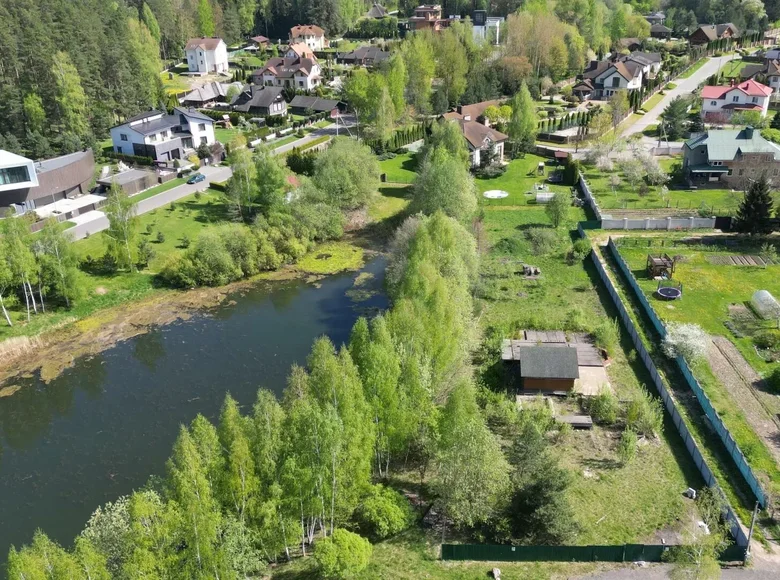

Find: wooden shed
517;346;579;392
647;254;675;278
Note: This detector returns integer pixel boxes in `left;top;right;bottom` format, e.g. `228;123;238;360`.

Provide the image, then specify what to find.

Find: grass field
582;161;748;214
159;70;191;95
475;171;698;543
215;127;243;144
678;58;708;79
130;178;188;203
379;152;418;184
615;241;780;497
640;92;665;112
720;59;751;78
475;156;570;207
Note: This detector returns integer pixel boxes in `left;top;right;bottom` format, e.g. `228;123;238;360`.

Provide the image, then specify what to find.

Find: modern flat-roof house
288;95;342;116
689;23;739;46
701;79;772;122
230;85;287;116
443;101;508;168
336;46;390;67
254;56;322;90
289;25;327;51
0;149;95;214
408;5;453;32
683;126;780;188
471;10;503;44
185;37;229;74
110;108;215;162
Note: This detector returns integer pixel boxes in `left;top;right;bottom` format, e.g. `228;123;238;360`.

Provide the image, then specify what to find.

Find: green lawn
269;134;304;150
582;161;750;214
215;127;243;145
379;152;418;184
369;186;411;221
677;58;708;79
615;241;780;497
476;185;697;543
720;59;751;78
641;92;665;112
475;155;570;207
159;71;191;95
130;178;187;203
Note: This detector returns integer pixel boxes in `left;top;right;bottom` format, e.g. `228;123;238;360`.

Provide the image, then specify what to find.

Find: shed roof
185;37;224;51
685;127;780;161
518;346;579;379
289;95;341;111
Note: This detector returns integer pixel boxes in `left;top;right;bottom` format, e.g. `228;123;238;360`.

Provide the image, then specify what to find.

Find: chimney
463;114;471;121
457;105;463;115
744;126;754;139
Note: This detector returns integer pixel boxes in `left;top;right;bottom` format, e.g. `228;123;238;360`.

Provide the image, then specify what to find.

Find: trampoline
483;189;509;199
656;280;683;300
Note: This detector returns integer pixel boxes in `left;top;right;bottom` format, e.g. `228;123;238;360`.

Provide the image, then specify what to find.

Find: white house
285;43;316;60
582;60;643;99
618;52;662;78
764;60;780;94
185;37;229;74
253;57;322;90
110;108;215;162
701;79;772;122
289;25;327;51
0;150;38;194
442;101;507;168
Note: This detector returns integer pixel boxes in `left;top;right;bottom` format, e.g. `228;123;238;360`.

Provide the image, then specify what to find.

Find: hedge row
102;149;155;166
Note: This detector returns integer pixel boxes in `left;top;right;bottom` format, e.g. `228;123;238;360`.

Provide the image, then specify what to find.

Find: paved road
625;55;737;138
66;165;232;241
271;114;358;156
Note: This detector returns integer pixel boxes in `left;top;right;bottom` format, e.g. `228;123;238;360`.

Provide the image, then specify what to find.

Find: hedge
102;150;155;166
209;180;229;192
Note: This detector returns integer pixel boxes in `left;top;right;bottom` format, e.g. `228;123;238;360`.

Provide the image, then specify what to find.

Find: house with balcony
408;5;453;32
700;79;772;122
1;149;95;214
683;126;780;188
110;108;215;162
253;56;321;90
289;25;327;51
184;37;229;74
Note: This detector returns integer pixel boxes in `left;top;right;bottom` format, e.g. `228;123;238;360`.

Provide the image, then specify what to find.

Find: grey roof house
288;95;343;115
230;85;287;116
336;46;390;67
181;81;244;107
683;126;780;188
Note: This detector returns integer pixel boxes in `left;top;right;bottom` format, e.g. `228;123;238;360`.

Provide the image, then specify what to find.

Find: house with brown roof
290;25;327;50
184;37;228;74
408;5;454;32
367;3;388;18
688;23;739;46
247;36;269;51
181;81;244;107
336;46;390;67
442;101;508;168
254;56;322;90
580;58;643;99
285;43;317;60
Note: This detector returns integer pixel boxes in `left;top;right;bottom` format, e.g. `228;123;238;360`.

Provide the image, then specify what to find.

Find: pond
0;258;388;561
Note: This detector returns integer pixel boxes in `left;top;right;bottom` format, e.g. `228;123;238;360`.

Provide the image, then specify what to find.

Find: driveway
66;165;233;241
625;55;737;139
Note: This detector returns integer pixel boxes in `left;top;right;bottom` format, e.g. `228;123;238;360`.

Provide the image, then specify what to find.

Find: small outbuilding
647;254;675;278
517;346;579;392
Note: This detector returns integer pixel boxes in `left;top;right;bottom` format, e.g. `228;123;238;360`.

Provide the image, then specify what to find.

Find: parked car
187;173;206;184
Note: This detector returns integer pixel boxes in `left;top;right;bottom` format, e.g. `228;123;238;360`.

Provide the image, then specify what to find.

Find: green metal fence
441;543;746;563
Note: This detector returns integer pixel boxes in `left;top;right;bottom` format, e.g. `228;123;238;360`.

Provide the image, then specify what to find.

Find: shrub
475;164;507;178
588;387;619;424
354;485;414;541
180;234;191;249
315;529;372;579
524;228;558;255
593;318;619;357
568;238;590;262
146;223;153;234
753;329;780;350
137;240;155;268
662;323;709;362
156;231;165;243
618;428;638;464
765;367;780;394
626;389;663;438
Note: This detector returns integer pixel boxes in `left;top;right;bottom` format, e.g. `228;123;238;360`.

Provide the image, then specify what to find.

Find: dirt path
707;336;780;466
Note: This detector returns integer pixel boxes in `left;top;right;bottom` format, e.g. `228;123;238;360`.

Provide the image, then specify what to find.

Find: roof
517;346;579;380
289;95;341;111
250;35;269;44
367;3;388;18
231;85;285;112
34;150;92;174
618;38;642;48
174;107;214;122
0;149;32;167
650;23;671;33
691;23;738;41
185;37;224;51
97;169;154;186
116;107;212;134
182;82;231;103
286;43;316;60
339;46;390;64
290;24;325;38
685;127;780;161
767;60;780;77
623;51;662;65
572;79;595;92
458;120;508;149
256;57;318;79
701;79;772;99
125;110;165;124
739;63;767;79
443;99;504;122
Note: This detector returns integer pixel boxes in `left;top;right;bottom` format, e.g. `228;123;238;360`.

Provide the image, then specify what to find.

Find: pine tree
771;113;780;130
735;173;775;235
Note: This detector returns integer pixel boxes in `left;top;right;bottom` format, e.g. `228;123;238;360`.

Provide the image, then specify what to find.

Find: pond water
0;258;387;561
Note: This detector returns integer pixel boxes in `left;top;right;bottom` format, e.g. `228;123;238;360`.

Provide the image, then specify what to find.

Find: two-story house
575;60;643;99
619;52;662;78
185;37;229;74
689;23;739;46
683;126;780;188
285;43;316;60
408;4;453;32
110;108;215;162
737;60;780;95
289;25;327;51
701;79;772;122
442;101;508;168
253;56;321;90
230;85;287;116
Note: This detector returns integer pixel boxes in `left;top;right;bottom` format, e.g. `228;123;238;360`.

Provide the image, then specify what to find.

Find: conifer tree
735;173;775;235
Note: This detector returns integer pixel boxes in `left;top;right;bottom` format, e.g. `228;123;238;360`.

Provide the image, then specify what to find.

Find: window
752;97;758;103
739;168;745;176
611;77;620;88
120;133;128;141
149;134;157;142
299;80;304;87
732;95;739;102
0;166;30;186
710;101;717;106
712;161;722;166
774;168;779;176
198;123;206;131
200;136;208;145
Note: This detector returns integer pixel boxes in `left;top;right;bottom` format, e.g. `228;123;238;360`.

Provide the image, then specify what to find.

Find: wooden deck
501;332;603;367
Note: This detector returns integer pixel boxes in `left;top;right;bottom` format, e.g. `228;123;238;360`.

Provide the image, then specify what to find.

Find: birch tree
1;215;39;321
0;239;14;326
218;394;258;523
38;217;81;307
104;183;139;272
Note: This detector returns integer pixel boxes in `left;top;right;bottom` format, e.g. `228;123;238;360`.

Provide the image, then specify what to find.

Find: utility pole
745;501;759;564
